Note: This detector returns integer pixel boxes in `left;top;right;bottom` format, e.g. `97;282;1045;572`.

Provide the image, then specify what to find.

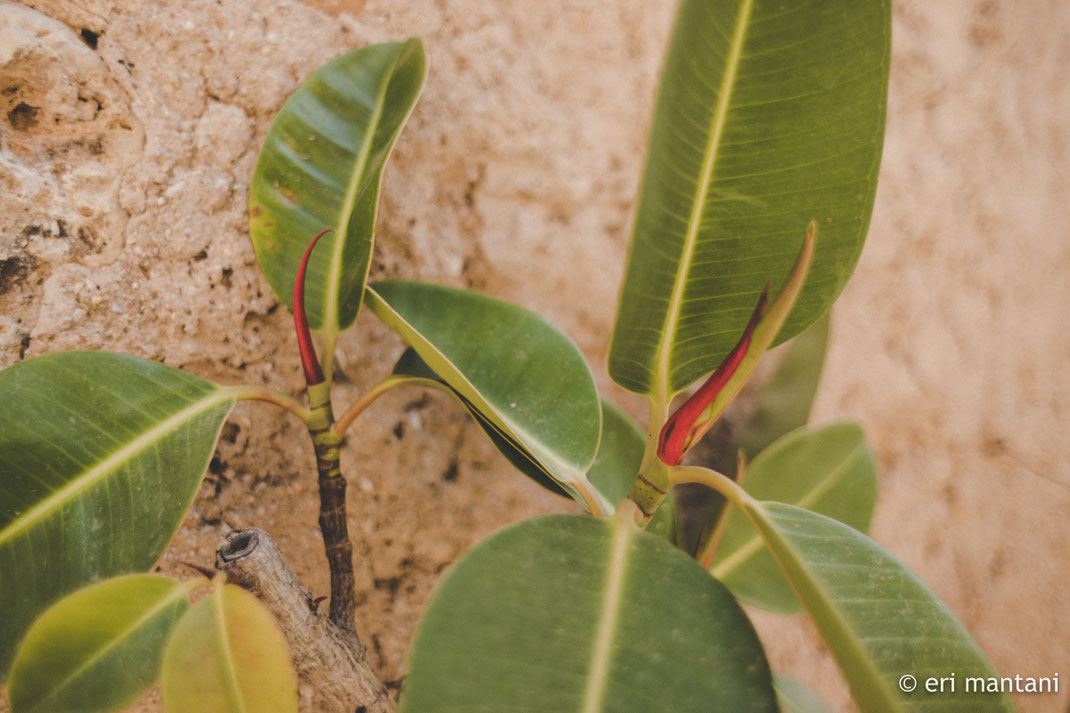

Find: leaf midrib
652;0;756;402
213;585;248;713
745;502;903;713
580;521;632;713
0;390;233;548
322;51;401;335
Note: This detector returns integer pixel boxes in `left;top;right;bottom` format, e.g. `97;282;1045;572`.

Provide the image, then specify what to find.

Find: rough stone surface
1;1;1067;712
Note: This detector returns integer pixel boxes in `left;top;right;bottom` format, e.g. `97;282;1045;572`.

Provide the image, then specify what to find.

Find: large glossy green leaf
402;515;778;713
7;575;190;713
249;39;426;333
710;422;876;612
160;581;298;713
608;0;890;400
587;400;675;541
0;352;234;677
369;281;604;513
736;313;829;467
739;501;1015;713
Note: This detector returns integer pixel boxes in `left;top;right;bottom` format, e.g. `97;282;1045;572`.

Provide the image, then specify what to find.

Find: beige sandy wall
0;0;1067;711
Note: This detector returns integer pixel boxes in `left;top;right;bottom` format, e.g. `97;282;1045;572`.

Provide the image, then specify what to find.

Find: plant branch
305;381;357;632
216;528;396;713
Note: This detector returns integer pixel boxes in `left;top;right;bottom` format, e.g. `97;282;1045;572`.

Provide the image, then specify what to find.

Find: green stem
227;386;313;422
624;396;673;529
639;395;669;475
319;331;339;386
626;455;672;529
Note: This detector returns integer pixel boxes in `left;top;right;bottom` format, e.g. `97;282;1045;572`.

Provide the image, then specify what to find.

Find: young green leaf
0;352;234;677
401;515;778;713
160;581;298;713
739;502;1015;713
735;313;830;468
710;423;876;612
249;39;426;335
7;575;190;713
608;0;890;400
370;281;604;513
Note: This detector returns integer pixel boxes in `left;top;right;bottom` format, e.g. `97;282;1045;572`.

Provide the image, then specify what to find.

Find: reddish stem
294;229;332;386
657;283;770;465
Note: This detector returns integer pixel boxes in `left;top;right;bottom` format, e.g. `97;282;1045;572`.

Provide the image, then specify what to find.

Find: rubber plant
0;2;1018;713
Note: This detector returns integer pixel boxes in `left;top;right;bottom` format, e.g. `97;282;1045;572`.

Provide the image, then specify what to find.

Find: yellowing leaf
161;582;297;713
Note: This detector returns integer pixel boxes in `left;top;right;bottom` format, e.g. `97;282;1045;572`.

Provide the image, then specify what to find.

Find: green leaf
402;515;778;713
370;281;604;513
587;400;675;541
392;347;573;500
608;0;890;400
739;501;1015;713
249;39;426;333
736;313;830;466
160;581;298;713
710;422;876;612
773;674;833;713
7;575;190;713
0;352;234;677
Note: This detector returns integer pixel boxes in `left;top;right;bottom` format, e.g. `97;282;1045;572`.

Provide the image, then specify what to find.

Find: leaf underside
402;515;778;713
609;0;890;397
249;39;427;333
712;422;876;612
743;502;1016;713
0;352;233;677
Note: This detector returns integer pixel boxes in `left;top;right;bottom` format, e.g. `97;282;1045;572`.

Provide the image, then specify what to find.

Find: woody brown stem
216;528;395;713
306;381;356;631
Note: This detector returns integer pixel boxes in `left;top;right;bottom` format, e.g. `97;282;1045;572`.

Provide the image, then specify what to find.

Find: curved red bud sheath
294;229;332;386
657;284;769;465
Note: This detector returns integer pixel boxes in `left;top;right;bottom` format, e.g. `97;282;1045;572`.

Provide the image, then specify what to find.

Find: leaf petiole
694;452;747;568
667;464;748;509
227;386;313;423
331;374;445;437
